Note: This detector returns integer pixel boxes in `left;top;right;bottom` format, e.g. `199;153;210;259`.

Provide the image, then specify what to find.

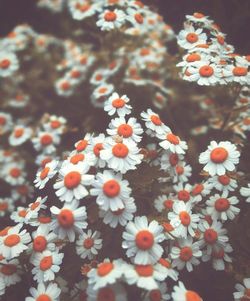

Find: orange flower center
217;35;225;45
180;246;193;261
93;143;103;157
60;81;70;91
199;65;214;77
186;53;201;62
104;11;117;22
233;67;248;76
40;256;53;271
150;115;162;126
112;98;125;108
158;258;171;268
97;262;114;276
71;70;81;78
30;201;40;211
166;133;180;145
58;209;74;228
0;116;6;125
18;209;27;218
4;234;21;247
186;290;202;301
135;230;154;250
117;124;133;138
193;12;204;18
215;198;230;212
169;153;179;166
149;289;161;301
179;211;191;226
36;294;52;301
97;287;115;301
135;13;144;24
64;171;81;189
14;128;24;138
33;236;47;252
40;134;53;146
186;33;198;43
76;140;88;152
178;190;190;202
40;167;50;180
218;175;230;185
0;264;16;275
98;87;107;94
0;59;10;69
103;180;120;197
70;153;85;165
204;229;218;244
50;120;61;129
176;165;184;175
10;167;21;178
0;202;8;211
163;222;174;232
83;238;94;249
135;264;153;276
163;199;173;209
112;143;129;158
210;147;228;163
192;184;204;195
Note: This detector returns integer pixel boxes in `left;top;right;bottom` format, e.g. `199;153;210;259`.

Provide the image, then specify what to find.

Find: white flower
96;9;126;31
172;281;203;301
233;278;250;301
0;258;21;288
104;92;132;117
168;201;200;238
178;25;207;50
122;216;164;265
157;131;188;155
31;249;64;282
170;236;202;272
89;134;106;168
50;200;88;242
0;224;31;260
25;282;61;301
141;109;170;136
76;229;102;260
206;192;240;221
240;184;250;203
207;174;237;193
86;283;127;301
9;125;32;146
34;160;59;189
32;131;60;154
91;170;131;211
54;162;94;203
0;51;19;77
107;116;143;142
199;141;240;176
100;137;143;174
87;258;125;290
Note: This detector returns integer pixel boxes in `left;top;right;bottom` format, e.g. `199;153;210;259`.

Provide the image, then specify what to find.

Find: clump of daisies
177;12;250;86
0;89;249;301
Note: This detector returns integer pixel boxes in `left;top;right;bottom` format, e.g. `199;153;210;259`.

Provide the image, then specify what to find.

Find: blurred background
0;0;249;54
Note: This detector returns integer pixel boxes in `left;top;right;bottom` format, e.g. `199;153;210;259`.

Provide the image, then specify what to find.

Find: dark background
0;1;249;301
0;0;249;54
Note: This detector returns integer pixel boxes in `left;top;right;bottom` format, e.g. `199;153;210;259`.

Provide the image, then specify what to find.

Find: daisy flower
141;109;170;136
0;112;13;134
74;133;92;153
198;220;228;255
199;141;240;176
43;115;67;134
107;117;143;142
160;151;184;172
4;162;26;186
100;137;143;174
191;182;213;197
0;51;19;77
31;249;64;282
76;229;102;260
240;184;250;203
55;77;74;97
154;194;174;213
87;258;125;290
172;281;203;301
86;283;127;301
91;170;132;211
206;193;240;221
156;258;179;281
25;282;61;301
233;278;250;301
173;163;192;183
0;224;31;260
126;7;145;28
157;131;188;155
178;25;207;50
10;206;30;224
174;183;201;204
50;200;88;242
122;216;164;265
30;226;57;254
0;198;14;217
96;9;126;31
34;160;59;189
90;68;110;86
68;0;100;21
124;263;165;291
66;150;96;168
89;134;106;168
54;162;94;203
99;197;136;228
9;125;32;146
92;83;114;107
26;196;48;221
104;92;132;117
170;236;202;272
32;131;60;154
0;258;21;287
144;282;170;301
168;201;200;238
